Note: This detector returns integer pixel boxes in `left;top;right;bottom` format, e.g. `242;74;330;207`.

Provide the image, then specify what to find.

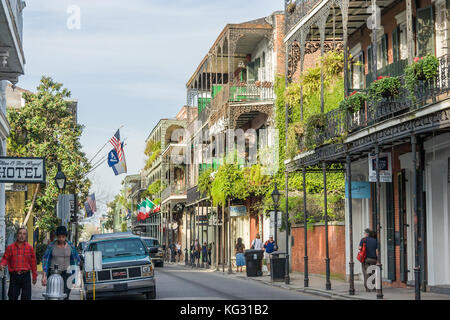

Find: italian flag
137;199;155;221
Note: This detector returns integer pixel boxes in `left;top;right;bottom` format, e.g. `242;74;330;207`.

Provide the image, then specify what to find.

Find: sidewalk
174;262;450;300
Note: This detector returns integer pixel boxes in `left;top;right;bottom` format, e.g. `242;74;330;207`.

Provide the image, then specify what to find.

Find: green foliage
210;163;248;206
305;113;327;149
35;243;48;265
404;54;439;101
144;141;161;170
147;179;162;197
367;76;401;101
339;91;367;112
242;164;271;197
198;168;214;197
286;121;305;159
7;76;91;233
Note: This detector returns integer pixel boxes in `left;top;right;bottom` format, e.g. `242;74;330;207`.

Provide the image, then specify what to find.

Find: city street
92;264;326;300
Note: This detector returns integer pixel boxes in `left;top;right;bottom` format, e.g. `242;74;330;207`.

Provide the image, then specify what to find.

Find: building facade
284;0;450;297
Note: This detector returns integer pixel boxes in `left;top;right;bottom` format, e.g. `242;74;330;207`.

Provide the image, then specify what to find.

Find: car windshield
143;239;159;247
88;238;147;259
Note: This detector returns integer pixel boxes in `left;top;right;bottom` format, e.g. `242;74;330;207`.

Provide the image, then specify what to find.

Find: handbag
357;238;367;263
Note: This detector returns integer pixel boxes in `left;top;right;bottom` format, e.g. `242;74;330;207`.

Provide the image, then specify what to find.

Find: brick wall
291;223;346;278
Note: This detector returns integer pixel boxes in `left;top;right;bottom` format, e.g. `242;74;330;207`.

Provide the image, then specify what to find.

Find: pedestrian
251;233;263;250
263;235;278;273
194;239;201;266
190;242;195;266
0;228;37;300
235;238;245;273
202;242;208;264
176;241;182;262
41;226;80;300
169;243;176;263
207;242;213;265
359;228;378;292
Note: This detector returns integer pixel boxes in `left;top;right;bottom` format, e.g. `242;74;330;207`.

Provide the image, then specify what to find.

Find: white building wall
424;132;450;287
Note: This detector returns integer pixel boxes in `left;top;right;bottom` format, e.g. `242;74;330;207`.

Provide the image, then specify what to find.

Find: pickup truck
83;232;156;299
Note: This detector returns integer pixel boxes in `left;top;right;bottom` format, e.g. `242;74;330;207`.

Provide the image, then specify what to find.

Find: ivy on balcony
144;140;161;170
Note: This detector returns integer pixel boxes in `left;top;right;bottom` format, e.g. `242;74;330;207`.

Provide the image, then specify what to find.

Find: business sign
269;211;282;228
5;183;28;192
230;205;247;217
345;181;371;199
368;153;392;182
0;157;46;183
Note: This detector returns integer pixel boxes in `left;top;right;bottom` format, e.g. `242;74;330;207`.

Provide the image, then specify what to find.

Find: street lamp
271;182;280;244
54;163;66;191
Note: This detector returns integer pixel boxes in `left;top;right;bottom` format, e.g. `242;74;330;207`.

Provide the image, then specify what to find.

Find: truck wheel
145;287;156;300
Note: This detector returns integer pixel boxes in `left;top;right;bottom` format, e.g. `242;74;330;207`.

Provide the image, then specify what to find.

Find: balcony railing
307;53;450;149
161;183;186;201
210;82;274;112
286;0;323;34
366;59;409;86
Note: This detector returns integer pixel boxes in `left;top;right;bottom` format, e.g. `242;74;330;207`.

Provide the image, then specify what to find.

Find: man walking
0;228;37;300
263;235;278;273
41;226;80;300
359;228;378;292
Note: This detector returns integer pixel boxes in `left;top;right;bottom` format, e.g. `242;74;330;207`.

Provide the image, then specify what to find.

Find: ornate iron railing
161;183;186;201
229;82;274;103
286;0;323;34
308;53;450;149
366;59;409;86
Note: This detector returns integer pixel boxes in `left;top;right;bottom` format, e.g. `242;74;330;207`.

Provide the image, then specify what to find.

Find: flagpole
88;125;124;164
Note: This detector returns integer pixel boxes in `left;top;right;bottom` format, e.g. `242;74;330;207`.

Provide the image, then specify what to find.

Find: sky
19;0;282;222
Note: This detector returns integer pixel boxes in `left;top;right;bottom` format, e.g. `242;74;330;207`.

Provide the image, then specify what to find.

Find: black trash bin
244;249;264;277
269;251;286;282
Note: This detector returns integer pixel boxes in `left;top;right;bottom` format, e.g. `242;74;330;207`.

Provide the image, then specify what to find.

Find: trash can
269;251;286;282
244;250;264;277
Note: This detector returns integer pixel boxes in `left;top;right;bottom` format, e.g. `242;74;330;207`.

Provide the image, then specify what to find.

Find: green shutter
416;6;435;56
381;34;388;67
392;27;400;62
386;182;396;281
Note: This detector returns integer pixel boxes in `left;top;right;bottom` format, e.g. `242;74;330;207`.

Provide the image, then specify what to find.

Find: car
83;232;156;300
141;237;164;267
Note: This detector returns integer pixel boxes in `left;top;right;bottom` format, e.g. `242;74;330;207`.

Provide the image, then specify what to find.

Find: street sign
369;152;392;182
268;211;282;228
0;157;46;183
230;205;246;217
5;183;28;192
84;251;102;272
57;194;75;227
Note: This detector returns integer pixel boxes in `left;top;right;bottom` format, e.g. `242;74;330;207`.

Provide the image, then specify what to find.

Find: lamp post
271;183;280;245
54;163;67;192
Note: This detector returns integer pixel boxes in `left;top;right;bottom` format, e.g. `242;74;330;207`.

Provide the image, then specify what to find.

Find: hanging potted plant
404;54;439;99
368;76;401;100
339;91;367;113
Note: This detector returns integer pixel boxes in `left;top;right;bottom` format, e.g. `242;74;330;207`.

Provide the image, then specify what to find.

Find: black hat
56;226;68;236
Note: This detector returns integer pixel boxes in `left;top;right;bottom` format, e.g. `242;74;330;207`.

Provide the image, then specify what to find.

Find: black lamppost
271;183;280;245
54;163;67;192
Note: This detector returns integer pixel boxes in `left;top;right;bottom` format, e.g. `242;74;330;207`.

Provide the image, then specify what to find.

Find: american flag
109;130;123;161
87;193;97;213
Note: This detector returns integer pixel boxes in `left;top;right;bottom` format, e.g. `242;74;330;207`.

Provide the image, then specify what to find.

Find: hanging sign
230;205;247;217
0;157;46;183
368;153;392;182
269;211;282;228
5;183;28;192
345;181;371;199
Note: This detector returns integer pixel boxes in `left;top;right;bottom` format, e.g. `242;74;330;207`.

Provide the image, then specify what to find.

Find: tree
7;76;91;233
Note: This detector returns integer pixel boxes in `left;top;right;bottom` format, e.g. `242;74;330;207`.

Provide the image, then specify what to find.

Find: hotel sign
0;157;46;183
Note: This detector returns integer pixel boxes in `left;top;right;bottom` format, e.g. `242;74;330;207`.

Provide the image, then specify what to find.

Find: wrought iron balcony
366;59;409;86
161;183;186;201
306;53;450;150
285;0;323;34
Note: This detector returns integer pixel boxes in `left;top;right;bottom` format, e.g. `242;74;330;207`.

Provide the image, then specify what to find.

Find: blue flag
85;201;94;217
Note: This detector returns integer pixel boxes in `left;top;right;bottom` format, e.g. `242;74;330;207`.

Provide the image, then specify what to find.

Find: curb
174;263;371;300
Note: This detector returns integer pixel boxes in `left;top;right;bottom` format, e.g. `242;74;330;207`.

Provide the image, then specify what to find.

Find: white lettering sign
368;153;392;182
0;157;45;183
366;265;382;290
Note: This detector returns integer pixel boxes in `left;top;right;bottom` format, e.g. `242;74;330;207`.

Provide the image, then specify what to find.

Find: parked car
141;237;164;267
83;232;156;300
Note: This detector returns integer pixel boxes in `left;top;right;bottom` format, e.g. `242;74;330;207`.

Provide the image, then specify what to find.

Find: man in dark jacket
359;228;378;292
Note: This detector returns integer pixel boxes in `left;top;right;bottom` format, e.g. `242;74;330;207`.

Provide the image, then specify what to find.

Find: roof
89;231;138;241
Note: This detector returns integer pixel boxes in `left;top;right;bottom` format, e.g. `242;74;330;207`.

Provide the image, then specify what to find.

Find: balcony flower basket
287;1;296;14
404;54;439;100
368;76;401;100
339;91;367;113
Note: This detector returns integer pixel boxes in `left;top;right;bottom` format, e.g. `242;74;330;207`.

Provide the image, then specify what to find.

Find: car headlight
142;265;153;276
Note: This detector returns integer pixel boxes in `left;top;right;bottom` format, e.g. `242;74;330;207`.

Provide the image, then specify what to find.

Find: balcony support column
216;204;220;271
206;200;210;269
302;166;309;287
346;153;355;295
340;0;349;96
375;144;384;299
299;28;306;121
411;134;421;300
323;161;331;290
370;0;378;81
201;200;205;268
406;0;414;64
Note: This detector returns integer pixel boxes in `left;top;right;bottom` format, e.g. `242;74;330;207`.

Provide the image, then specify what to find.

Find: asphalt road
100;264;326;300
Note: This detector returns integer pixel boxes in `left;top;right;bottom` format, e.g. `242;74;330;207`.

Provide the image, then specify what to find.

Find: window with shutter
392;27;400;62
416;6;435;56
